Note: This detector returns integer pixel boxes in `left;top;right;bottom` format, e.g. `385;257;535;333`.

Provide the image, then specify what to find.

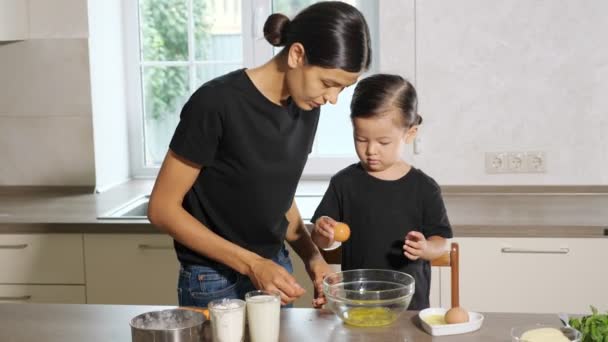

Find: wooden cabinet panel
0;285;85;304
84;234;179;305
0;234;84;284
440;238;608;314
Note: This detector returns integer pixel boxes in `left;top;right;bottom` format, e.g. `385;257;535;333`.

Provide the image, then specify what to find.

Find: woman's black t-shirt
169;69;320;266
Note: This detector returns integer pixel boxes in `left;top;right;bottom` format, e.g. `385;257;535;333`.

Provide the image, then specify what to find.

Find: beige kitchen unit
0;285;85;303
0;0;28;40
0;233;85;303
84;234;179;305
439;237;608;314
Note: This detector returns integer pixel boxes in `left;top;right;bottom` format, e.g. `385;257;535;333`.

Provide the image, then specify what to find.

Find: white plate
419;308;484;336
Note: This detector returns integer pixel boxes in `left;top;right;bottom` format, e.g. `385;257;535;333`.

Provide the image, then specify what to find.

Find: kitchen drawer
440;237;608;314
0;234;84;284
84;234;179;305
0;285;86;304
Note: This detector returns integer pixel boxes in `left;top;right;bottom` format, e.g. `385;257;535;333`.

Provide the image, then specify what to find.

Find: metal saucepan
130;308;206;342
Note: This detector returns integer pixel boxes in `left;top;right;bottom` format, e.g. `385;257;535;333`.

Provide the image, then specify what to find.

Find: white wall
0;0;95;186
378;0;415;81
0;0;130;188
1;0;606;186
380;0;608;185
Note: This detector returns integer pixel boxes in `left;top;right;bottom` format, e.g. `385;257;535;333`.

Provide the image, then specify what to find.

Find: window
125;0;378;177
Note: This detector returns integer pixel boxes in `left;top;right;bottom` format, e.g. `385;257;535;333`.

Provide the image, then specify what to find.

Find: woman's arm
285;200;325;263
148;150;304;304
285;200;332;306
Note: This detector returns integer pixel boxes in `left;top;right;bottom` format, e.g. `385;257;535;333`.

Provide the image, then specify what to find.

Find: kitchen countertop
0;303;574;342
0;181;607;237
0;181;154;233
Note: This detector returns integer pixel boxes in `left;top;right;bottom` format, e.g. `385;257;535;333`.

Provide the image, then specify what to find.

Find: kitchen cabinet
429;267;441;307
439;237;608;314
0;0;28;41
0;285;85;304
0;233;85;303
84;234;179;305
0;234;84;284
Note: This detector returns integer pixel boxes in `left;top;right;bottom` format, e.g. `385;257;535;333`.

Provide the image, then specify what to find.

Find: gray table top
0;303;570;342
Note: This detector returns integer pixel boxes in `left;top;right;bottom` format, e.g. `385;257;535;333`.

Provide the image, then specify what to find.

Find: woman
148;1;372;307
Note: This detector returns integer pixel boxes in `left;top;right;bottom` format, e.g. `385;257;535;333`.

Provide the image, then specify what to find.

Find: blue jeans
178;245;294;308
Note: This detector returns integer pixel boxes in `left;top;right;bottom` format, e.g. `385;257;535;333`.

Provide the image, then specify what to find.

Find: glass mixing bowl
323;269;415;327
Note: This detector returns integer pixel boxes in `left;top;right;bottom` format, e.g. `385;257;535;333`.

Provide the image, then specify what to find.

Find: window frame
124;0;378;179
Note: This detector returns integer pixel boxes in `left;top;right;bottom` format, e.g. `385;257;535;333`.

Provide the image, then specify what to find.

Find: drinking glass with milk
245;290;281;342
208;298;246;342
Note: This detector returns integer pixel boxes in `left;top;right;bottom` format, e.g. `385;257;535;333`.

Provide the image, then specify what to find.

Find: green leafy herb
569;306;608;342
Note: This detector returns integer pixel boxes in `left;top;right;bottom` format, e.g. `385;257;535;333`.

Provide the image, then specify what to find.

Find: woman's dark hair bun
264;2;371;72
264;13;290;47
415;113;423;125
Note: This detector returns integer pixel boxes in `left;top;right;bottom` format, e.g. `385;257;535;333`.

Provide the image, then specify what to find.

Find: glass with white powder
245;290;281;342
208;298;246;342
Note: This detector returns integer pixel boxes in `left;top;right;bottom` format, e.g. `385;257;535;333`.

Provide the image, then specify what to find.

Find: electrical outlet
485;152;508;173
526;151;546;173
507;152;526;173
486;151;547;174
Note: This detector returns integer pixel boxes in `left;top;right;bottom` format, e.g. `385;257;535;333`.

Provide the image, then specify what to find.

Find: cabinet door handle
501;247;570;254
137;244;172;250
0;244;28;249
0;295;32;301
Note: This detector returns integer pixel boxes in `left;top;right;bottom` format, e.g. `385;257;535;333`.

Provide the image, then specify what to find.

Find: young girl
311;74;452;310
148;2;371;308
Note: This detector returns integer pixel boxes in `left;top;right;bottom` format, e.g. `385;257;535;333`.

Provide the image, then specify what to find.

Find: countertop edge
0;222;606;238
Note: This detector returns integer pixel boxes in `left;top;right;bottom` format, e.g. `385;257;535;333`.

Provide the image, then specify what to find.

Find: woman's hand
306;255;332;308
312;216;337;249
247;257;306;305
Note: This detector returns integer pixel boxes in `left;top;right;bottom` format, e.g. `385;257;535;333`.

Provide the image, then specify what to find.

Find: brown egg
444;307;469;324
333;223;351;242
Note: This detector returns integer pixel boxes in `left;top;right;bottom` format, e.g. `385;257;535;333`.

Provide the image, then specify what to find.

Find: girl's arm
404;232;448;261
406;177;453;261
311;216;337;249
310;181;341;249
148;150;304;304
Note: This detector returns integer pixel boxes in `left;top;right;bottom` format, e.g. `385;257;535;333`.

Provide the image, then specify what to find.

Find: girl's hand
403;231;428;260
312;216;336;249
247;258;306;305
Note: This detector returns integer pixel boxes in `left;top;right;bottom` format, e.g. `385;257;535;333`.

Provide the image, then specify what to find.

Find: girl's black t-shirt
169;69;320;266
311;164;453;310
